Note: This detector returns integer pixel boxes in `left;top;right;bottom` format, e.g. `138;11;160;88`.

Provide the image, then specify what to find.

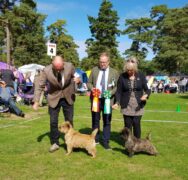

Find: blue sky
37;0;188;60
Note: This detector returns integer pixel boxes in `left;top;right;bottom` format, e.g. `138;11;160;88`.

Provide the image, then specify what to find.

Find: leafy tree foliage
0;0;48;66
47;20;79;67
84;0;123;71
151;5;188;74
124;4;188;75
0;0;17;13
123;18;155;63
0;0;18;62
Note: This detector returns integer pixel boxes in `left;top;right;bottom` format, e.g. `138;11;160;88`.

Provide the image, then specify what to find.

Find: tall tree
47;20;79;67
0;0;17;13
151;5;188;74
123;18;155;63
0;0;18;63
85;0;123;70
0;0;47;66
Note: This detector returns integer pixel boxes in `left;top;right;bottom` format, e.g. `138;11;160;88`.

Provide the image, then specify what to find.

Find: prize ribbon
92;88;101;112
103;90;111;114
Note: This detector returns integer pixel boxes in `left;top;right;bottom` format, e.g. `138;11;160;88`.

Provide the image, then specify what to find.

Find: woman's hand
112;103;119;110
140;94;148;101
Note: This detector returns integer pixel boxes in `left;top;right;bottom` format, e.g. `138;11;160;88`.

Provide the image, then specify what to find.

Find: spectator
0;69;15;89
157;80;164;93
0;81;25;117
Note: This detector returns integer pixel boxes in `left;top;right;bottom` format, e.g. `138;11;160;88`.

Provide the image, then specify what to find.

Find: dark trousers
123;115;141;138
48;98;73;145
91;98;112;144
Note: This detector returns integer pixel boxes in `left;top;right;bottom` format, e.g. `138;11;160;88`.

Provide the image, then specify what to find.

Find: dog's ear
67;121;72;129
146;131;151;140
120;127;130;139
125;127;131;133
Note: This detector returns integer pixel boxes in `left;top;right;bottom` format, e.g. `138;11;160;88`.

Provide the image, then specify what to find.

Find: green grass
0;93;188;180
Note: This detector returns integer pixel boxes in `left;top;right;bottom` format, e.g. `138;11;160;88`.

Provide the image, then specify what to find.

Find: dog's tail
91;128;98;138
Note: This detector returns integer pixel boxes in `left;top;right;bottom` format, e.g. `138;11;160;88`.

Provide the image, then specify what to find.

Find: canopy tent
75;68;88;83
146;76;155;89
0;62;13;70
0;62;24;83
75;68;88;93
86;70;91;79
18;64;45;82
154;75;170;84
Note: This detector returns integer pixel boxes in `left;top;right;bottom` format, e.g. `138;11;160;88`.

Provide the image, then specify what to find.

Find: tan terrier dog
121;127;158;157
59;121;98;158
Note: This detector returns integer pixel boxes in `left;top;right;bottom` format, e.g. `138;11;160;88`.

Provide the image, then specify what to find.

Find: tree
47;20;79;67
85;0;123;71
80;57;94;71
0;0;18;63
151;5;188;74
123;17;155;65
0;0;17;13
0;0;48;66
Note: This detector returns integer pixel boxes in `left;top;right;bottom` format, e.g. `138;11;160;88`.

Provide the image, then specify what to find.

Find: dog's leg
66;146;73;155
128;151;134;158
89;148;96;158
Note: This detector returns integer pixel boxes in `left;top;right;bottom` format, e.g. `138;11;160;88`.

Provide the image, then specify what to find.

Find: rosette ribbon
103;90;111;114
92;88;101;112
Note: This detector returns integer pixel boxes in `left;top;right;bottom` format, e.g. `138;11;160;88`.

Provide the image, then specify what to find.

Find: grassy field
0;93;188;180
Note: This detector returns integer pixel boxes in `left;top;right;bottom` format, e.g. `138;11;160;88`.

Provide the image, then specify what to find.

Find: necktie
57;72;62;83
101;70;105;94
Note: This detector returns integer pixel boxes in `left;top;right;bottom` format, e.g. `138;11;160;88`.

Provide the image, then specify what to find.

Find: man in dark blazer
87;52;119;149
33;56;80;152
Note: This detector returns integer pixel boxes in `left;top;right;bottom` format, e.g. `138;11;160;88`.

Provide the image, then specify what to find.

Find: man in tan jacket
33;56;80;152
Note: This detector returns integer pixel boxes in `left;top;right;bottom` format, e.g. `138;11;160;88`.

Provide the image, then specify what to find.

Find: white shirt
96;67;109;95
60;71;64;87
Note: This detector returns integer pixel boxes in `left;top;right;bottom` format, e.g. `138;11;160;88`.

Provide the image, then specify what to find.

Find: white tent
18;64;45;82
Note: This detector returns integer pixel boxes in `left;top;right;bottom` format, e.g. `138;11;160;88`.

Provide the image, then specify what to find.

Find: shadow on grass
78;127;125;154
177;95;188;99
37;132;50;142
79;127;92;134
56;127;129;156
111;131;124;146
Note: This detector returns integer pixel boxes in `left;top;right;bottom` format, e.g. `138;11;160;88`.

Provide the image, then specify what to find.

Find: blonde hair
127;56;138;64
123;56;138;72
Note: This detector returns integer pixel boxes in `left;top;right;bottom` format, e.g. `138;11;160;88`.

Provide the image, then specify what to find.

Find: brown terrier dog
121;127;158;157
59;121;98;158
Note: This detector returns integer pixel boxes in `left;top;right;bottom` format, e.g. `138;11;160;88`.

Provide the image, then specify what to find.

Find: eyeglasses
127;60;136;63
99;61;108;64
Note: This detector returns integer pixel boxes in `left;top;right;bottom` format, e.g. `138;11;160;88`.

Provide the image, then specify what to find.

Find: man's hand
33;102;39;110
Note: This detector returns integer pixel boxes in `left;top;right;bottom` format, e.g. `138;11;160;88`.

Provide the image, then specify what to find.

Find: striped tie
101;70;105;94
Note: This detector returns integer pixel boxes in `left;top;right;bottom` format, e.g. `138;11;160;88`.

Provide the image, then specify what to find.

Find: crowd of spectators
150;77;188;94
